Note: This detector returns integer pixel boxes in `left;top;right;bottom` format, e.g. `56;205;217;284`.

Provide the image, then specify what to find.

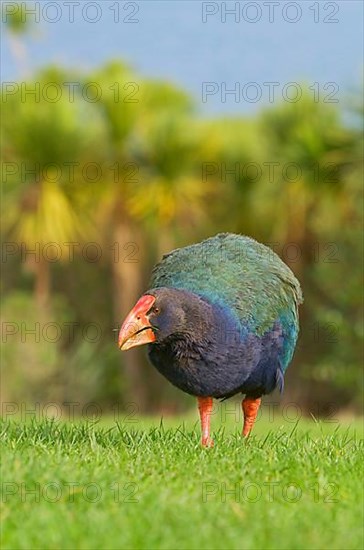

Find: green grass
1;410;363;550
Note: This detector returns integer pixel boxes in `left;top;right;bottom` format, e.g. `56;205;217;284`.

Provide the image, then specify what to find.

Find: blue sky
2;0;363;114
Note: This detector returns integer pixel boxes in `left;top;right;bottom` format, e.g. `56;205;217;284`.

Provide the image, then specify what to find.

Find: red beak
118;295;156;351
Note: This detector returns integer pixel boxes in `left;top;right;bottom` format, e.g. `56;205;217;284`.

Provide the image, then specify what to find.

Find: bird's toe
201;436;214;448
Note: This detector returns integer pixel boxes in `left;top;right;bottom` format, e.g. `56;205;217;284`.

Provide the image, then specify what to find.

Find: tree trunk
157;229;174;259
34;256;51;312
24;253;51;316
112;222;148;411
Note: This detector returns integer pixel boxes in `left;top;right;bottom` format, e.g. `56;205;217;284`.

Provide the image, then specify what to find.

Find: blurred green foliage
1;60;363;413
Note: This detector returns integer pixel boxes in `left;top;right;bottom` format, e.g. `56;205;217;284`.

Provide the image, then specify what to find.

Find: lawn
1;407;363;550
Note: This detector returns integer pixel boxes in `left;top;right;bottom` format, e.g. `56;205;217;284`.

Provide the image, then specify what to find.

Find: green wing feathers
151;233;303;337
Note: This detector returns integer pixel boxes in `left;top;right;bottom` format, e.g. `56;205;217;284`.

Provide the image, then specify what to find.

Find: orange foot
242;397;261;437
198;396;214;448
201;436;214;448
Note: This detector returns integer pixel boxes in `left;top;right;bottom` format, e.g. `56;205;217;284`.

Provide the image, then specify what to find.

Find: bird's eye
153;307;160;314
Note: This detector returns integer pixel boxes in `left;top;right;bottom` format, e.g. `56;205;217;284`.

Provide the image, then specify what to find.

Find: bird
118;233;303;447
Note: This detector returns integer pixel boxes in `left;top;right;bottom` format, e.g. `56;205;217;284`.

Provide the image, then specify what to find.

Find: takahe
118;233;303;446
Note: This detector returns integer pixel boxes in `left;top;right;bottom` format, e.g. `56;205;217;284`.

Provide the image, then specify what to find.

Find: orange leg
198;397;214;447
242;397;261;437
